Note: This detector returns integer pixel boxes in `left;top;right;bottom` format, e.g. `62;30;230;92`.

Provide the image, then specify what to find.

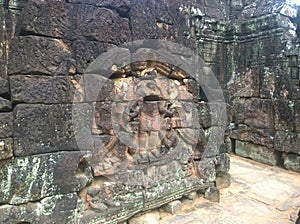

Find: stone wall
1;0;300;223
226;1;300;172
188;0;300;172
0;0;230;223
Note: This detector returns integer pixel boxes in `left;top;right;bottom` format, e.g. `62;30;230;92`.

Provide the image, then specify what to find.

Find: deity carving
93;61;201;173
80;60;206;218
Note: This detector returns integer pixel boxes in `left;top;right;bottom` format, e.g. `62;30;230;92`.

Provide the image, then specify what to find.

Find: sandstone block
0;152;92;204
162;200;182;215
0;112;13;138
0;193;78;224
0;97;12;112
71;40;115;74
94;101;113;134
204;187;220;203
244;98;274;129
14;103;93;156
10;75;84;104
294;100;300;132
196;159;216;183
183;191;197;200
8;36;74;75
216;173;231;189
235;140;280;166
275;131;300;155
0;77;9;97
260;67;275;99
274;99;294;131
0;138;13;160
282;153;300;172
215;153;230;175
228;68;260;97
18;1;131;44
198;102;212;128
231;124;275;148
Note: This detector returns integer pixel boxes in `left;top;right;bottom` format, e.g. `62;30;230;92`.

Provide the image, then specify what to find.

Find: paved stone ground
158;155;300;224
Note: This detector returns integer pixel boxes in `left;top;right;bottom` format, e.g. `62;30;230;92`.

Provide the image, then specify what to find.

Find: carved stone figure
159;118;178;153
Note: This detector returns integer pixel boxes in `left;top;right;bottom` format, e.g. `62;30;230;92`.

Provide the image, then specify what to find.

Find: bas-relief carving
111;68;199;164
82;62;203;215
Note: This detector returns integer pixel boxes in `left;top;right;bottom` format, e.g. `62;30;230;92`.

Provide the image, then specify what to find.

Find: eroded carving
81;61;205;221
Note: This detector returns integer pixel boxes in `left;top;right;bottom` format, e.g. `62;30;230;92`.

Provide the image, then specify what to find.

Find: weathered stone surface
85;47;131;76
4;0;300;223
0;151;92;205
8;36;75;75
0;113;13;138
16;0;73;39
275;131;300;155
184;78;200;100
196;160;216;183
0;138;13;160
0;4;8;80
0;97;12;112
10;75;84;103
67;0;130;9
71;40;115;74
79;175;210;224
227;68;260;97
129;0;158;40
274;99;294;131
85;74;114;102
198;102;228;128
0;193;79;224
129;0;196;48
203;126;227;157
0;77;9;97
259;67;276;99
216;173;231;189
3;1;300;224
294;100;300;132
243;98;274;129
73;5;132;44
94;101;113;134
240;13;281;33
90;137;128;176
162;200;182;215
183;191;197;200
274;67;300;100
198;102;212;128
231;124;275;148
72;40;219;223
282;153;300;172
231;97;245;124
204;187;220;203
14;103;93;156
18;1;131;44
215;153;230;175
235;140;280;166
210;103;228;127
225;134;234;151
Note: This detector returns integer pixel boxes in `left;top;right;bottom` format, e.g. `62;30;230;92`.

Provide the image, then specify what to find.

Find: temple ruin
0;0;299;223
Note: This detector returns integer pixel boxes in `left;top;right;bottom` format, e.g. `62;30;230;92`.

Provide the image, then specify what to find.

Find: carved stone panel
93;62;201;172
77;60;212;223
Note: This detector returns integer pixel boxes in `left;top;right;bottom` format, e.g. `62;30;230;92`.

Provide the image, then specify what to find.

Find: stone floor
130;155;300;224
